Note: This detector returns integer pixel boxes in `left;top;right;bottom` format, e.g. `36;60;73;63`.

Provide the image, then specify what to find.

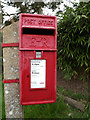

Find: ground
57;70;89;95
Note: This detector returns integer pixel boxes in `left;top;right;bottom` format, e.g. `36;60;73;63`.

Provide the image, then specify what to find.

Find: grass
24;86;89;119
2;81;5;119
0;74;5;119
24;96;69;118
68;103;90;118
57;86;89;102
0;80;2;119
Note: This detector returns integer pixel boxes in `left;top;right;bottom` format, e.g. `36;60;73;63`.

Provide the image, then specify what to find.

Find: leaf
74;15;81;23
81;62;84;67
81;15;88;19
81;41;83;45
85;61;88;67
58;49;63;54
87;38;90;48
80;25;86;34
73;71;78;75
85;67;90;72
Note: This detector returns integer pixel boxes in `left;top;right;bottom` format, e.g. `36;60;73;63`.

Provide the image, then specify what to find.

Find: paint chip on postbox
19;13;57;105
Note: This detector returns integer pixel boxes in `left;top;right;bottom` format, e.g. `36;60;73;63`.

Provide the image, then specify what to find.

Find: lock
27;75;29;78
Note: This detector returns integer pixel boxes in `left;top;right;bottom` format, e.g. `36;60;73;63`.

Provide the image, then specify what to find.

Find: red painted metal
19;13;57;105
2;43;19;48
3;79;19;83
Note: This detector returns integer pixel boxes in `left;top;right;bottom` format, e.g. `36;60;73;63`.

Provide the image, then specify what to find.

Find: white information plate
31;59;46;88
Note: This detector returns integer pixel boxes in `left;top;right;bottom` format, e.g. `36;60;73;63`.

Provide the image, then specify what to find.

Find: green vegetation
24;86;89;119
0;74;5;119
0;80;2;119
68;102;90;118
57;1;90;80
57;86;88;101
24;98;68;118
0;74;2;80
2;81;5;119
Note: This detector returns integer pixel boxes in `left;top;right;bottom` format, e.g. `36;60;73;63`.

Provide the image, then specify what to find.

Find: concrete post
2;21;24;118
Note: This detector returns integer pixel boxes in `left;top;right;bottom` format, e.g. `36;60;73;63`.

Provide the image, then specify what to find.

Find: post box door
20;51;56;105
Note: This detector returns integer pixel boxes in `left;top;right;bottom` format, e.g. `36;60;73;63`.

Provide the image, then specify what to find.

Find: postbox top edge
20;13;57;19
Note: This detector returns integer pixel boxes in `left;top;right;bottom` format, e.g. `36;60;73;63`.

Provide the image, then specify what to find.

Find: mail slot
19;13;57;105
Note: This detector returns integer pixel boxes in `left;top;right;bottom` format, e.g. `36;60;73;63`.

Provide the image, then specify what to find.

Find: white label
31;59;46;88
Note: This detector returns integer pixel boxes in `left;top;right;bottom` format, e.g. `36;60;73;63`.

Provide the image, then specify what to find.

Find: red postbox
19;13;57;105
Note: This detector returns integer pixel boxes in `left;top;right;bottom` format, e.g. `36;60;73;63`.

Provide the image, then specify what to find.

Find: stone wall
3;21;24;118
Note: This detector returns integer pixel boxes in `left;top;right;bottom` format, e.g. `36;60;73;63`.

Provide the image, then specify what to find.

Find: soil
57;70;89;95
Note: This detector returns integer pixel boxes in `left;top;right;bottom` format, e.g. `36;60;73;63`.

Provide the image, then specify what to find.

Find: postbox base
21;99;56;105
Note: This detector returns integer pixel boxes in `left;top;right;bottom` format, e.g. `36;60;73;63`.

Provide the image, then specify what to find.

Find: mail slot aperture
23;28;55;35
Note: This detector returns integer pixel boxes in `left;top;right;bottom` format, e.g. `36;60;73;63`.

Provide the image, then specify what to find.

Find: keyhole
27;75;29;78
